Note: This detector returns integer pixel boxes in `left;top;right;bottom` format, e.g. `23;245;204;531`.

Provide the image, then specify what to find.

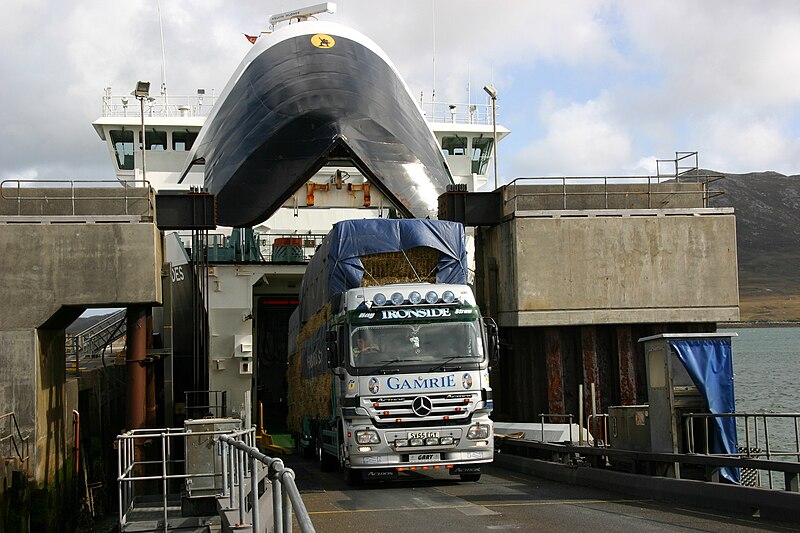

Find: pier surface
286;457;793;532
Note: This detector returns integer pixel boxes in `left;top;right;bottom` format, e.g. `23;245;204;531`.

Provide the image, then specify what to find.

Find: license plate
410;453;441;462
407;431;440;439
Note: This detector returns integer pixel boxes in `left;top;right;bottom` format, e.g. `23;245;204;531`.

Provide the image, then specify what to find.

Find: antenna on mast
157;0;168;97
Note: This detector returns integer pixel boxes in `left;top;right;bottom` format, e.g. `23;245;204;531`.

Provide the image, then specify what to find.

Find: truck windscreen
350;321;484;368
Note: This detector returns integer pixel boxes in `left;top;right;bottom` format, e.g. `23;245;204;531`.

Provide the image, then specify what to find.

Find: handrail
101;91;218;118
219;434;316;533
684;412;800;490
0;179;154;218
505;174;725;211
116;425;315;532
0;412;31;475
538;413;575;443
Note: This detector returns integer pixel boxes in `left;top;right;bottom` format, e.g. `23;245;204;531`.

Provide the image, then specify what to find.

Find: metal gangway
66;309;127;370
117;424;315;532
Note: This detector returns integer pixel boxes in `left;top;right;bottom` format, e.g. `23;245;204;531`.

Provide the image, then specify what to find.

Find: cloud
697;113;800;174
512;94;634;176
1;0;799;185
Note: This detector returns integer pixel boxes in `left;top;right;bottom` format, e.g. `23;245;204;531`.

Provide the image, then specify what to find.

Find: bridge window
441;136;467;156
139;130;167;151
109;130;134;170
471;137;494;174
173;131;198;151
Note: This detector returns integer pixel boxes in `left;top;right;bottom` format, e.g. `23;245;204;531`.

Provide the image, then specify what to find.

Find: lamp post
134;81;151;184
483;85;498;190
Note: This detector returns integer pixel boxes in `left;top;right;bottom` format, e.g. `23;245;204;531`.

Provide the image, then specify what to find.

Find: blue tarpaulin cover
668;338;739;484
299;218;467;323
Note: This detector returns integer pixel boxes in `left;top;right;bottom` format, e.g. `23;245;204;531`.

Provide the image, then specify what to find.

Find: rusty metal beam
545;328;565;414
616;325;638;405
126;306;147;431
581;326;603;440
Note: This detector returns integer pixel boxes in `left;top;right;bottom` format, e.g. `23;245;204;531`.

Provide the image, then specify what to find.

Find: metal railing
0;412;31;475
192;232;327;264
117;426;254;531
505;174;726;211
538;414;575;443
184;390;228;419
587;413;610;447
219;434;316;533
67;309;127;359
101;90;218;118
419;100;496;125
0;179;154;218
684;412;800;490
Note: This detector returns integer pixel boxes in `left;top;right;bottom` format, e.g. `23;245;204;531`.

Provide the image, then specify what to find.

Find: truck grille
363;392;479;425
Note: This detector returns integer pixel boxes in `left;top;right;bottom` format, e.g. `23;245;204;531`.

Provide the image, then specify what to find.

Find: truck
287;218;498;484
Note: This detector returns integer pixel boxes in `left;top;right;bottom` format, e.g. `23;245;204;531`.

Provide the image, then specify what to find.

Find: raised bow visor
180;21;453;227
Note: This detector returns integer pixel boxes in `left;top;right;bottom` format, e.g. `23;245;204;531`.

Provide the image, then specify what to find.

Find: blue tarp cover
668;338;739;484
327;219;466;294
299;219;467;323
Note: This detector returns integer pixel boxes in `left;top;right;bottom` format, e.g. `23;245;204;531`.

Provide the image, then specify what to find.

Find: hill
708;171;800;321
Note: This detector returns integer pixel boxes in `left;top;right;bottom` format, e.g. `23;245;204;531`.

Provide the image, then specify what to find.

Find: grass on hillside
739;293;800;322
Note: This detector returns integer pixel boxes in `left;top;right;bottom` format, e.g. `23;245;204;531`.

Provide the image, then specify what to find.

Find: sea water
726;327;800;461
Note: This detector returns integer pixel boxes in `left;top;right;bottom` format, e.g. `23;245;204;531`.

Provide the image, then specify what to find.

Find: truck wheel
459;473;481;482
317;441;338;472
343;467;363;486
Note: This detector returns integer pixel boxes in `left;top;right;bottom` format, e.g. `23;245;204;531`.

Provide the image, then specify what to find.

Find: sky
2;0;799;187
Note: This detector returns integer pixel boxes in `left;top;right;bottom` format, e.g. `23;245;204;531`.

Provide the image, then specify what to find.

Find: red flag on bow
243;34;258;44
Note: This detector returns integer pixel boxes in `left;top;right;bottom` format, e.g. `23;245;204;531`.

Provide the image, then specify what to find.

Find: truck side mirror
483;317;500;365
326;330;338;368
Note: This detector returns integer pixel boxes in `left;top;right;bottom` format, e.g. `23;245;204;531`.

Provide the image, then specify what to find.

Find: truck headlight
355;430;380;444
467;424;490;440
440;436;454;445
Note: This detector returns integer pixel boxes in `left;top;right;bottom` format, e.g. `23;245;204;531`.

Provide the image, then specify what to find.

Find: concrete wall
0;220;162;490
0;223;162;329
476;209;739;327
503;182;707;214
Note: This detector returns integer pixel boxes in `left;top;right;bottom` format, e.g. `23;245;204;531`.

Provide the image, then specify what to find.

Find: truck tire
343;467;363;486
459;473;481;482
317;440;338;472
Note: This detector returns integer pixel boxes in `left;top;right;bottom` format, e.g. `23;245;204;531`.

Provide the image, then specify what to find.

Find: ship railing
218;433;316;533
193;232;328;263
420;100;496;126
505;174;726;211
0;179;155;221
101;92;218;118
684;412;800;490
0;412;31;476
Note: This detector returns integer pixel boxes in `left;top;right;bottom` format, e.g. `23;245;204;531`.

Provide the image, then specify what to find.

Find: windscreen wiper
429;356;463;372
374;358;421;374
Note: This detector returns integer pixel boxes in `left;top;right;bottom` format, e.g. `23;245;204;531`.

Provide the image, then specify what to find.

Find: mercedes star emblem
411;396;433;417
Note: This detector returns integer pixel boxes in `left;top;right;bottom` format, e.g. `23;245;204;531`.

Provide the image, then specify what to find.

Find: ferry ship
91;14;509;434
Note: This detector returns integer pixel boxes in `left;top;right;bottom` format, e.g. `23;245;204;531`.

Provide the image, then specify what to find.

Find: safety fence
0;412;30;475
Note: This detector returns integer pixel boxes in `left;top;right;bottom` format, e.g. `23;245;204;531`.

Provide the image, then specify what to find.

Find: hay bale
287;305;333;433
360;246;439;286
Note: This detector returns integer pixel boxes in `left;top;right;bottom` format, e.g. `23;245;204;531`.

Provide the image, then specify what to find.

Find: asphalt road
284;456;800;533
